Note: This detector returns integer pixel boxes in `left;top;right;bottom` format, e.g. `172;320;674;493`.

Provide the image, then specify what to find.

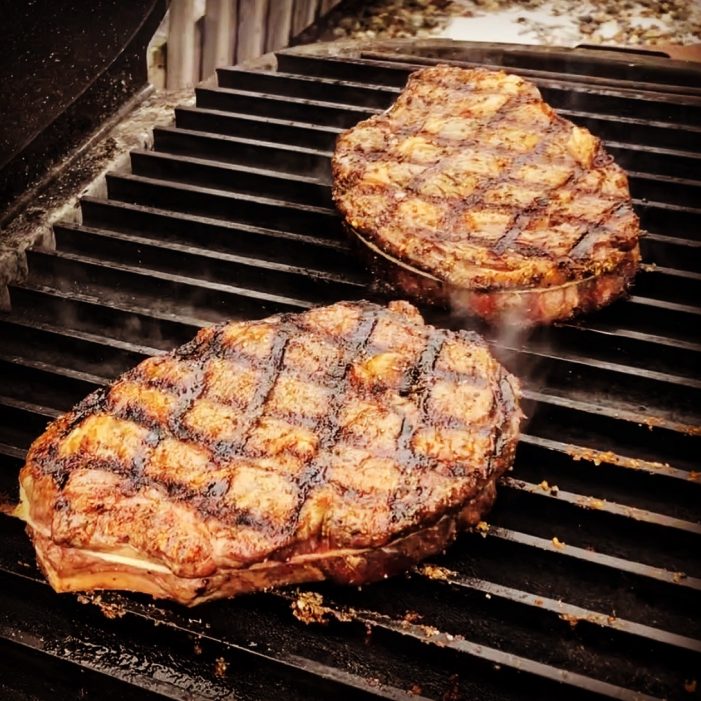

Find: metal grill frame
0;39;700;701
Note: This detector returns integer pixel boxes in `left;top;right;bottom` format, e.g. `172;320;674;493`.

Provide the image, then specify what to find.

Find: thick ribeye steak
332;66;641;324
18;301;521;605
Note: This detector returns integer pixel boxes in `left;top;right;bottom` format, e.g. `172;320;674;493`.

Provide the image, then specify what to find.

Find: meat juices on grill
332;66;641;325
17;301;521;605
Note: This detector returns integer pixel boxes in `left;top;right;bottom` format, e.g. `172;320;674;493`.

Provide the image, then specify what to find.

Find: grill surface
1;41;700;700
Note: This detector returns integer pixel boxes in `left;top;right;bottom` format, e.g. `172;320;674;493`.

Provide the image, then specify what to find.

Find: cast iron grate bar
273;53;701;124
277;45;701;91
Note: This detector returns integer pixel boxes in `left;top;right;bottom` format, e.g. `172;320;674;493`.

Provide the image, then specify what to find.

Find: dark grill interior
1;43;700;700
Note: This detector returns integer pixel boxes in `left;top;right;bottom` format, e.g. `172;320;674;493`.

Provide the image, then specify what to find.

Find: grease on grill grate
0;43;699;701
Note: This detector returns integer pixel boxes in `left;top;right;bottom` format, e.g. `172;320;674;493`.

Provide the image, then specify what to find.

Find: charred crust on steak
18;300;521;604
332;66;642;324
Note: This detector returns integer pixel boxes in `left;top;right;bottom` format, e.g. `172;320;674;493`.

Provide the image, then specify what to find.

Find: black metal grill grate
1;42;700;700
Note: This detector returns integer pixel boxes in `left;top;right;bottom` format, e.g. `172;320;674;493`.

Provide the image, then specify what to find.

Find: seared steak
17;301;521;605
332;66;641;324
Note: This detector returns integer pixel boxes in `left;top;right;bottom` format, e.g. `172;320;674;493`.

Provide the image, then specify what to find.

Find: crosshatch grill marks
351;75;533;255
402;82;523;201
345;68;607;262
332;64;642;324
19;300;522;603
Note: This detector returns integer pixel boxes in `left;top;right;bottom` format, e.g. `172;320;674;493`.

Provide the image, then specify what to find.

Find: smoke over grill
0;40;699;700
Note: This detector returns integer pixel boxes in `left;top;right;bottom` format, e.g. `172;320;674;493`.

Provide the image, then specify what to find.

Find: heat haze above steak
332;66;641;324
17;301;521;605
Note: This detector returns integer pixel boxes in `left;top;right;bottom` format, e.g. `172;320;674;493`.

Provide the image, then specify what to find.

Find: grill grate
1;42;700;700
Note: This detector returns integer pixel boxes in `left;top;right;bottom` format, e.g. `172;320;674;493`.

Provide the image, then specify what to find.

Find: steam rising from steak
332;66;641;324
17;301;521;605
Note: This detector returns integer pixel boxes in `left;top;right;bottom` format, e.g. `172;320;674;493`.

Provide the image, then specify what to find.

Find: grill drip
0;42;700;700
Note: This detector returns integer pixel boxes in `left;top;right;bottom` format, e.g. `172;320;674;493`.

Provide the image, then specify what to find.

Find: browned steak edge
350;224;640;325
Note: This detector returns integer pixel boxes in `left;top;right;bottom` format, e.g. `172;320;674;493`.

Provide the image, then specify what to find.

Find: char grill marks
24;301;519;577
332;66;640;292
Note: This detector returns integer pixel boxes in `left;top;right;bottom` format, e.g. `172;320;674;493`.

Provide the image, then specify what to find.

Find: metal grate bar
195;86;375;128
500;476;701;536
274;53;701;126
131;150;328;206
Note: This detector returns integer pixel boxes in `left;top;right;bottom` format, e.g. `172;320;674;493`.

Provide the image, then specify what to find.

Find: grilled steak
332;66;641;324
17;301;521;605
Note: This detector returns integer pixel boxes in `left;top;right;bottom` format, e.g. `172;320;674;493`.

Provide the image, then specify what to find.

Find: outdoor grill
0;40;700;700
